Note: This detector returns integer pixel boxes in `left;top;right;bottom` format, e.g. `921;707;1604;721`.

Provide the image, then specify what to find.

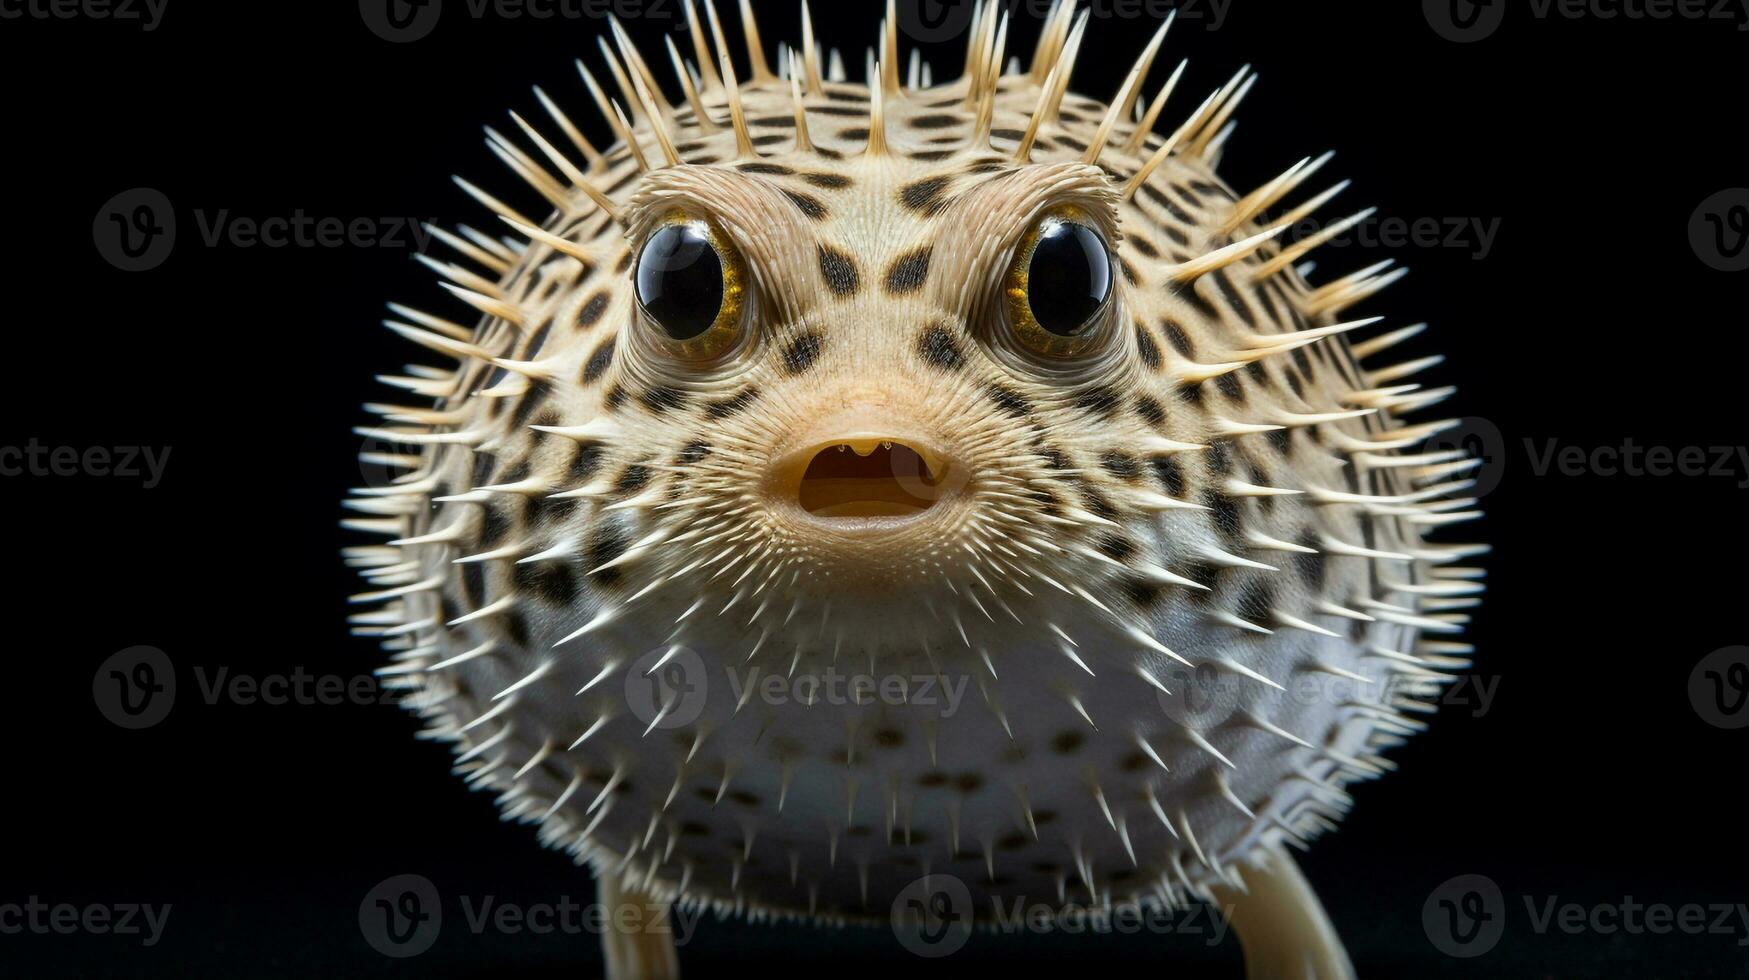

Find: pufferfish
343;2;1485;976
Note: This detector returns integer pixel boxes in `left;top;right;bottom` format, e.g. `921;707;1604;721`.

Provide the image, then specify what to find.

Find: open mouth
797;439;947;519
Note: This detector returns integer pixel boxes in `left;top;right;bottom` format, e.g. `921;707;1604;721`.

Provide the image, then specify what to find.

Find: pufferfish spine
344;2;1486;977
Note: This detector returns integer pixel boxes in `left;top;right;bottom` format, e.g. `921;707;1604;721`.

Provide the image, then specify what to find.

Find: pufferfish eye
635;217;746;360
1004;208;1115;357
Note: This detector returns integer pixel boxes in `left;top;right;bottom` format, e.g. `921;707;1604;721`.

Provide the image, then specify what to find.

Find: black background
4;0;1745;976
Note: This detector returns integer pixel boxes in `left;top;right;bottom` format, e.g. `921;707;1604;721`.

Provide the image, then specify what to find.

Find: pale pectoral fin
1208;846;1356;980
596;872;681;980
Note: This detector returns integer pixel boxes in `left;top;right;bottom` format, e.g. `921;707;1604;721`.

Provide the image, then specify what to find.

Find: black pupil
637;224;724;341
1026;221;1111;336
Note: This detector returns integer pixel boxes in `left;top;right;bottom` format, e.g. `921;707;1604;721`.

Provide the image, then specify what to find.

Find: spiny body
345;1;1483;926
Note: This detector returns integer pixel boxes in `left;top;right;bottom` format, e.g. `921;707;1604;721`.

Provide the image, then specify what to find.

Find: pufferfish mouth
788;437;954;521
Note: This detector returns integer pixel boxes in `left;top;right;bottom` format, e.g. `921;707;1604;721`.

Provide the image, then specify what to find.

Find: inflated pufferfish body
344;3;1484;976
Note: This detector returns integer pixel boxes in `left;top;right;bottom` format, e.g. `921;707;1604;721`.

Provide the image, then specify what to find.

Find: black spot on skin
1205;440;1233;475
480;498;525;549
1135;395;1166;426
1235;580;1277;626
1039;447;1071;471
1129;235;1160;258
750;133;789;147
836;127;870;141
908;150;954;162
965;161;1007;174
783;332;823;374
582;337;616;384
706;387;760;419
885;246;932;294
1205;488;1242;537
813;104;870;117
471;450;496;491
898;176;952;213
908;113;961;129
817;246;860;295
997;832;1030;851
677;441;711;465
918;771;949;788
987;383;1032;418
1097;534;1136;562
1051;731;1085;754
1119;257;1140;285
1081;486;1119;521
587;525;629;586
1178;381;1204;406
1121;577;1163;609
679;821;710;837
1100;451;1141;481
1216;370;1244;402
615;465;651;495
503;610;530;648
783;190;829;221
578;290;611;328
802;172;853;189
748;115;798;128
511;381;550;428
873;728;905;748
955;773;984;793
519;322;552;361
515;558;580;606
727;790;761;807
1136;325;1162;370
918;324;964;371
990;128;1026;141
1293;532;1329;590
641;385;688;413
1075;385;1122;418
568;443;604;483
461;561;486;609
1151;455;1186;497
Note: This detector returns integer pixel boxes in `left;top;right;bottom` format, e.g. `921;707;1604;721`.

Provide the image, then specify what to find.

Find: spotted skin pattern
346;1;1483;937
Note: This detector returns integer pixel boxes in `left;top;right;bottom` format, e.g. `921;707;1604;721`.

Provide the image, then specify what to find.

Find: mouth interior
798;440;944;519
